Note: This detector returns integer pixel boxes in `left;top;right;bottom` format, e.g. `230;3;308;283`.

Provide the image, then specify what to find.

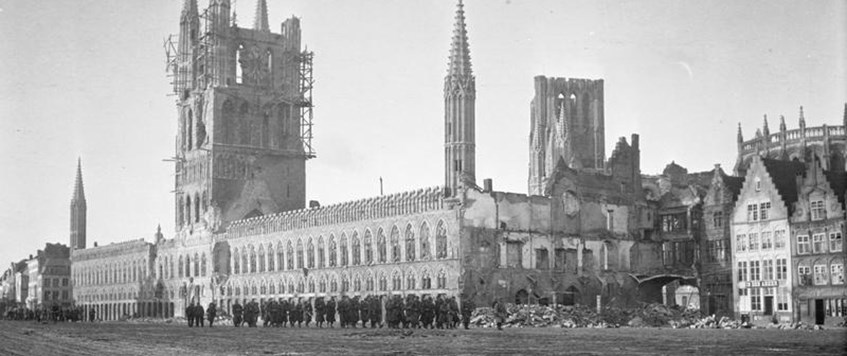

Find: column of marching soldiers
184;294;477;330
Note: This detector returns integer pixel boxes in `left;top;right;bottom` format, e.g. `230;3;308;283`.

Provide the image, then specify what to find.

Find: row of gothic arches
177;191;209;227
74;258;148;287
225;267;450;298
230;220;450;275
156;252;209;280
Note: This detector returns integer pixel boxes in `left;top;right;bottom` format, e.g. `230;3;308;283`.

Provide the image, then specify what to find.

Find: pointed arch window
195;193;201;223
340;234;349;266
185;196;192;226
421;270;432;290
287;241;294;270
366;272;374;291
392;271;402;290
556;93;566;123
420;222;431;259
364;230;374;264
405;224;415;262
307;238;315;268
351;233;361;266
201;253;207;277
185;255;192;277
377;228;387;263
437;269;447;289
379;273;388;291
276;242;284;271
249;246;257;273
390;226;401;262
193;253;200;277
317;236;325;268
258;245;266;272
330;276;338;292
296;239;304;269
186;109;193;150
436;220;448;259
341;275;349;292
319;276;326;293
568;94;577;121
328;235;337;267
231;250;238;275
406;271;416;290
267;244;275;271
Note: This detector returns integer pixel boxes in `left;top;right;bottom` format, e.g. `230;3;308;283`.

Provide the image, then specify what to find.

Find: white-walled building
732;156;803;324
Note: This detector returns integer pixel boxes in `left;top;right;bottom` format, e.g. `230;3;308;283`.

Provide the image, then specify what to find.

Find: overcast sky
0;0;844;266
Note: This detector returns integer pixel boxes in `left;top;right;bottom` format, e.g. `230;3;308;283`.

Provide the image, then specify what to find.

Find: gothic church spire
254;0;270;32
72;158;85;202
444;0;476;195
447;0;472;77
70;158;87;250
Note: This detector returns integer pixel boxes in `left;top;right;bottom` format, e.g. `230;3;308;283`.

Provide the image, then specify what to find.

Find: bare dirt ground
0;320;844;356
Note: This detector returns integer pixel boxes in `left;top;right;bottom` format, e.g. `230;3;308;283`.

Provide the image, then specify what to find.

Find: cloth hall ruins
65;0;846;325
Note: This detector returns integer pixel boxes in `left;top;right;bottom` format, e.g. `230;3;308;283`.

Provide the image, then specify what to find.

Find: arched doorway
515;289;529;305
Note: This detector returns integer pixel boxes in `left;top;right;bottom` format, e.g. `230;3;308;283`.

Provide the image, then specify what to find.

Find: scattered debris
469;303;828;330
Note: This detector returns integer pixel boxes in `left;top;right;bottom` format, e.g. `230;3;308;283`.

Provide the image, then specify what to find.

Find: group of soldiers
185;302;217;327
3;305;90;323
221;294;476;330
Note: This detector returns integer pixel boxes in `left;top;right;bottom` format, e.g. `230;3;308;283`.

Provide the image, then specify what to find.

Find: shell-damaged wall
459;186;663;309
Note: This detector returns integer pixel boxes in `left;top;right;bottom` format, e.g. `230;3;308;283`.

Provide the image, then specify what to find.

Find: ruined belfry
171;0;314;237
444;0;476;195
528;77;605;195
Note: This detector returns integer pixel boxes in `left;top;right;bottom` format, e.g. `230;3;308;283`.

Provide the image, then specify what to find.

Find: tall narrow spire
799;105;806;129
447;0;472;77
444;0;476;196
72;158;85;201
254;0;270;32
70;158;87;250
737;123;743;143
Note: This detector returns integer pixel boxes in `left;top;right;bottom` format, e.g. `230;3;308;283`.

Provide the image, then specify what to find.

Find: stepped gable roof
824;170;847;208
761;158;806;210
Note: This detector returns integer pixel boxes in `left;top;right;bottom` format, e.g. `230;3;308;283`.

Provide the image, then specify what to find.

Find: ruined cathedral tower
444;0;476;195
528;77;605;195
170;0;313;236
70;158;86;250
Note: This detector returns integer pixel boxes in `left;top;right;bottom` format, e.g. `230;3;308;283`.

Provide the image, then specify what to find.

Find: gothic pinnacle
737;123;743;143
762;114;769;136
779;115;786;131
799;105;806;128
447;0;472;77
254;0;270;32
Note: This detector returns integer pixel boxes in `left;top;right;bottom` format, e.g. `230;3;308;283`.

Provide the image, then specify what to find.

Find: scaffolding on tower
298;49;315;159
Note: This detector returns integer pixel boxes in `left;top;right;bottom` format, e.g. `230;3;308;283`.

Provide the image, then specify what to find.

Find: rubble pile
468;303;817;329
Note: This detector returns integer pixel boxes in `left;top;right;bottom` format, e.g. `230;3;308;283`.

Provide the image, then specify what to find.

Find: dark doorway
763;296;773;316
708;296;716;315
515;289;529;305
814;299;825;325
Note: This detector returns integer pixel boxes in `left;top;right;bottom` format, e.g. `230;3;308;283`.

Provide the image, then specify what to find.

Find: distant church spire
254;0;270;32
70;158;87;250
444;0;476;195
